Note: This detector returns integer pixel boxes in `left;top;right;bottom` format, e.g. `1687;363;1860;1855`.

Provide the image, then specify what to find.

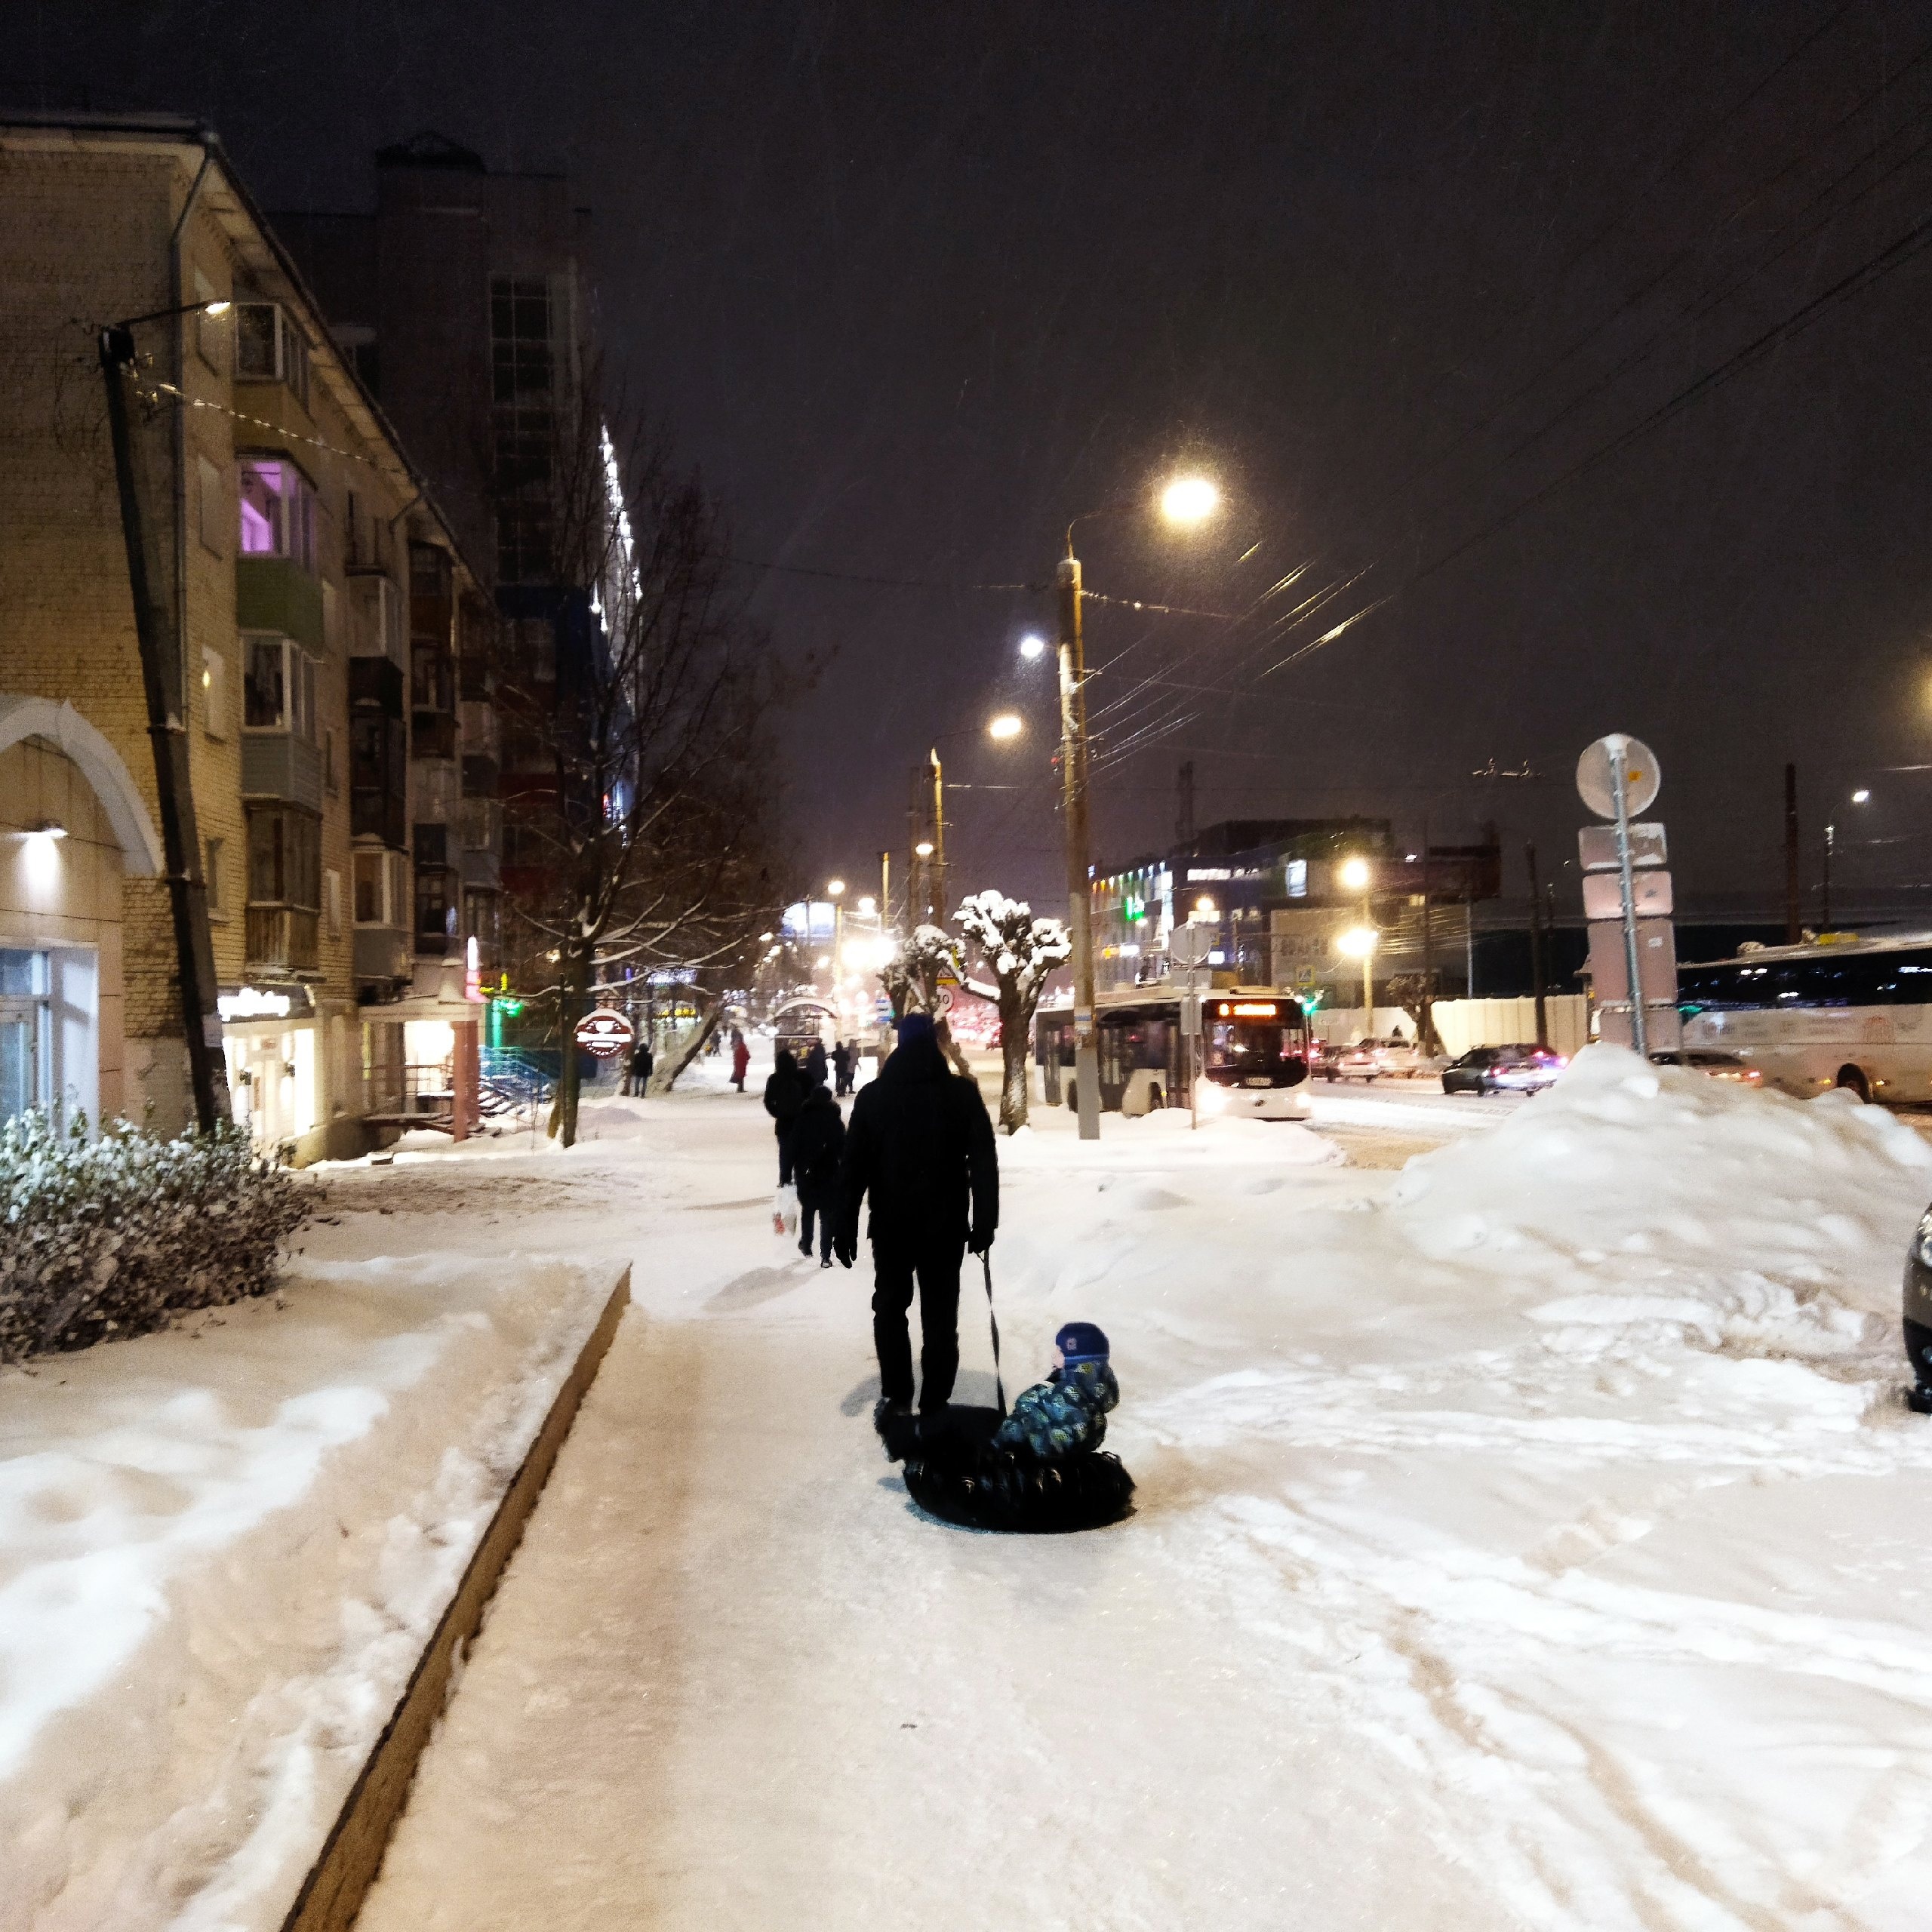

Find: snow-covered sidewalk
317;1057;1932;1924
0;1198;621;1930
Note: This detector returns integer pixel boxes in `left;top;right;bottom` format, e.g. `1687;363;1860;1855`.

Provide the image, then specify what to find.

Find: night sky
19;2;1932;921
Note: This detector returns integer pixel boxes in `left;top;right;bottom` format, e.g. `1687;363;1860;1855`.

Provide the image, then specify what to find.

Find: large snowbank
0;1244;618;1930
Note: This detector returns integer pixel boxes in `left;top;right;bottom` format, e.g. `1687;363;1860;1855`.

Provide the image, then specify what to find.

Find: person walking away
804;1038;829;1089
626;1032;654;1097
792;1082;846;1266
763;1048;810;1184
836;1011;998;1426
731;1028;750;1091
832;1039;852;1098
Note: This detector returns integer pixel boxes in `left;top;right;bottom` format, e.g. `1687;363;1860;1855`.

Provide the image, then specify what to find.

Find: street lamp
96;294;240;1134
1337;925;1378;1034
1019;632;1048;660
987;712;1023;741
1057;474;1223;1140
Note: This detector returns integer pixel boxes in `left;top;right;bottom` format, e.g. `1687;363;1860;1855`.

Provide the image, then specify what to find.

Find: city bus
1035;988;1314;1120
1677;936;1932;1104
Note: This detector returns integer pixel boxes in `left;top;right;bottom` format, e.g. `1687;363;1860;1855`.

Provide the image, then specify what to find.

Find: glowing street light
915;841;934;858
1337;855;1371;891
1337;924;1378;1032
1019;632;1048;660
857;895;877;915
1852;789;1871;804
827;878;845;897
987;712;1023;742
1159;475;1220;525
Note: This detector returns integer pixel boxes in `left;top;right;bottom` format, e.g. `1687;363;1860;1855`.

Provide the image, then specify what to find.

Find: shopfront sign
573;1008;635;1058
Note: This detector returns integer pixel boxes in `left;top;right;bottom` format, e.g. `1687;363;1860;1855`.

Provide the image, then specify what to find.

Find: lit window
1286;859;1307;898
237;458;316;570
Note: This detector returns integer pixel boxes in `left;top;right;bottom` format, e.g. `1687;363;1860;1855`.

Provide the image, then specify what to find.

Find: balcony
354;924;410;985
413;709;457;761
461;847;502;892
241;731;323;811
352;788;406;851
461;753;500;798
246;906;319;974
236;557;323;652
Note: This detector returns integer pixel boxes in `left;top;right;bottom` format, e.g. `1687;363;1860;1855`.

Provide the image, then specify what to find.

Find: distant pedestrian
763;1048;811;1185
837;1011;998;1427
792;1082;847;1266
731;1029;750;1091
625;1033;654;1097
804;1038;829;1089
832;1040;852;1097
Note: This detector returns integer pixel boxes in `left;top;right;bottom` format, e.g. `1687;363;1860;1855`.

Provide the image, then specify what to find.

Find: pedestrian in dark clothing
730;1029;750;1091
804;1038;829;1089
791;1084;847;1266
763;1049;811;1185
837;1011;998;1423
625;1035;654;1097
832;1041;852;1097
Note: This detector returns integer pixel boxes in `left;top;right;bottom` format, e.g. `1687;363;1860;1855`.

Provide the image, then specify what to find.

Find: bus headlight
1915;1211;1932;1272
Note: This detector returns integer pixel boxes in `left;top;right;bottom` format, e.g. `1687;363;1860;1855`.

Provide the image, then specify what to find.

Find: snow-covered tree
955;891;1071;1133
879;924;975;1078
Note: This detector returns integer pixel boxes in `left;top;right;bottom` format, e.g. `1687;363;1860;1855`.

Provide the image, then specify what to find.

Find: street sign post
573;1008;635;1060
1577;734;1670;1057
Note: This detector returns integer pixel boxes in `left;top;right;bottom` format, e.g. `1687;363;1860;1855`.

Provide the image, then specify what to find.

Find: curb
280;1265;632;1932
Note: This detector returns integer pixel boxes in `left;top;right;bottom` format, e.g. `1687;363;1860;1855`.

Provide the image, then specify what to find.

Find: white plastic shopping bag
773;1183;800;1238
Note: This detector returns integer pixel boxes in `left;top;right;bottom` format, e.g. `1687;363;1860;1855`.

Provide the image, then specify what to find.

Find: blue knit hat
1055;1321;1109;1367
897;1012;937;1045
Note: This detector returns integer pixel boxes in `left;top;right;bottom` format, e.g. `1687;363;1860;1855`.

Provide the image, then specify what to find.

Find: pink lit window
236;458;315;569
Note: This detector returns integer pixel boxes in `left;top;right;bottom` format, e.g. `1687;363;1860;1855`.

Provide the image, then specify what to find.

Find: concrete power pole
1057;550;1100;1140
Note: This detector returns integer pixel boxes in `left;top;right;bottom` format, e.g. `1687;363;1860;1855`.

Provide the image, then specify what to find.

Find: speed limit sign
573;1008;635;1058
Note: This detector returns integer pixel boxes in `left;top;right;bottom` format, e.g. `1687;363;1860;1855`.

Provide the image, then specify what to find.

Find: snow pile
0;1247;619;1930
1389;1046;1931;1364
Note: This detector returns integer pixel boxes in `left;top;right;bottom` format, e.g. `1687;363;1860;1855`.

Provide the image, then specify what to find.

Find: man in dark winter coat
626;1035;654;1097
804;1038;829;1089
791;1083;846;1266
837;1011;998;1421
832;1040;852;1097
763;1048;810;1185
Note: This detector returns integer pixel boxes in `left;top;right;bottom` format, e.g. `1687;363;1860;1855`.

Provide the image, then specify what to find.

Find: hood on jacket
774;1050;797;1075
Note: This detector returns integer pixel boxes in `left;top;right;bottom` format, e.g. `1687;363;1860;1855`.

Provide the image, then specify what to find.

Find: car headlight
1915;1211;1932;1272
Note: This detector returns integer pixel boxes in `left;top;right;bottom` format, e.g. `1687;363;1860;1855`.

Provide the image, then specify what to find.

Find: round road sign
1576;734;1661;820
574;1008;635;1058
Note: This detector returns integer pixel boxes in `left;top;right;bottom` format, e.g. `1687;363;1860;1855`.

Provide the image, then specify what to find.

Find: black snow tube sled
884;1406;1135;1534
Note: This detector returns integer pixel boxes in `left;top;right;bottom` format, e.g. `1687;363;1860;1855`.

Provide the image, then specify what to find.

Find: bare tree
500;384;782;1146
955;891;1069;1134
1386;971;1444;1058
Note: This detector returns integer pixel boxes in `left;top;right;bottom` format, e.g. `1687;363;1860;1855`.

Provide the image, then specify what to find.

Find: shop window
246;805;321;911
237;457;316;569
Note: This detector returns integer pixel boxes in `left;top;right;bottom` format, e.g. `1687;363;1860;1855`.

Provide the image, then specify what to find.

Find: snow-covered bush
0;1112;311;1364
955;891;1070;1133
881;923;965;1019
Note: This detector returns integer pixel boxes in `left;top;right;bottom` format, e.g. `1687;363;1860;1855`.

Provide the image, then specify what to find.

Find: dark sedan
1441;1044;1565;1095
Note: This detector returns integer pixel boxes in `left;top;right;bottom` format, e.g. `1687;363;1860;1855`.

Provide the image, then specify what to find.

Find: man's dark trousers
872;1233;963;1410
777;1125;798;1187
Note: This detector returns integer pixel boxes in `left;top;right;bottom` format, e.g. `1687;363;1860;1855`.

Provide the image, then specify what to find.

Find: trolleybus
1035;988;1314;1120
1678;935;1932;1104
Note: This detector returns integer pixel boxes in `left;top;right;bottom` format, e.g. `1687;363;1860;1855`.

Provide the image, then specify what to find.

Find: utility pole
1526;838;1549;1049
928;746;947;926
1058;547;1100;1140
1419;820;1436;1057
1822;820;1835;931
98;325;230;1134
878;850;891;932
1784;762;1801;943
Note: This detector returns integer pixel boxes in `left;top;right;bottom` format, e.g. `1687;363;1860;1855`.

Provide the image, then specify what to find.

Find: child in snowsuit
883;1321;1132;1532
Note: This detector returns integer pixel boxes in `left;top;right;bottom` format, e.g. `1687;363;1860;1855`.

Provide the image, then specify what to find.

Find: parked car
1309;1038;1341;1081
1441;1044;1566;1095
1648;1049;1762;1086
1330;1036;1422;1081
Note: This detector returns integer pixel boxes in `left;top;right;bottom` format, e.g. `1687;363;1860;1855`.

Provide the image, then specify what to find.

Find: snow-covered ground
328;1046;1932;1930
0;1214;620;1928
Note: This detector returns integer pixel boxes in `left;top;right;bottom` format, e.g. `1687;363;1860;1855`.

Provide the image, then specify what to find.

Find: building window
414;867;454;952
243;636;317;740
205;836;226;918
0;949;51;1125
196;455;225;555
194;269;226;372
238;457;316;569
1286;859;1307;899
491;275;556;586
202;646;229;740
325;867;343;938
233;302;310;408
246;805;321;911
354;849;408;927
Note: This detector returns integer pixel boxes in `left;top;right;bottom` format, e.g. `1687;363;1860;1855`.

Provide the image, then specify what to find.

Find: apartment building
0;114;485;1160
277;133;595;973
